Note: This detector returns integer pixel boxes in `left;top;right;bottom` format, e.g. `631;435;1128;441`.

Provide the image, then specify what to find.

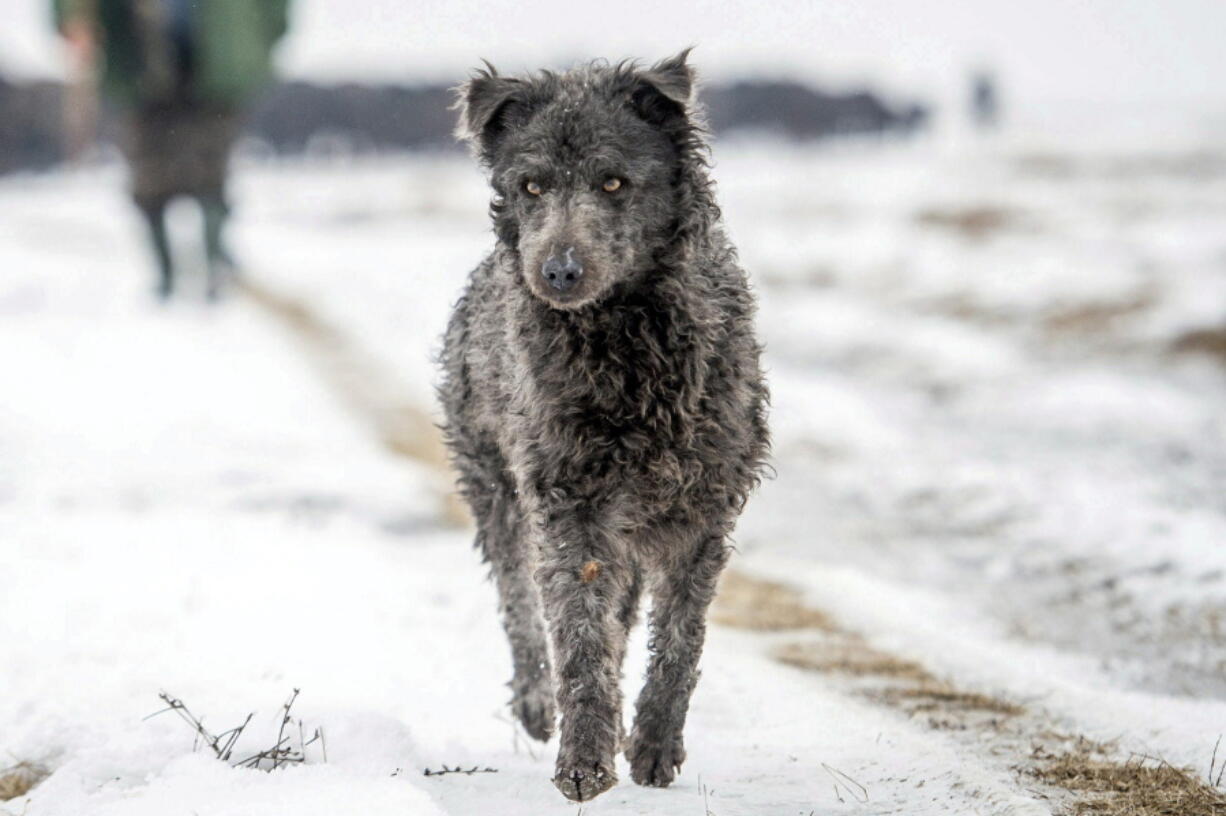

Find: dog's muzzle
542;247;584;293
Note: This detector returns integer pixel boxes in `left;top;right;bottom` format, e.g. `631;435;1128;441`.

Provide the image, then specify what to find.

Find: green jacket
54;0;290;107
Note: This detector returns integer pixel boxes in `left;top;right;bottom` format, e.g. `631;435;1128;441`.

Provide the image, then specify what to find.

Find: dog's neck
504;260;714;420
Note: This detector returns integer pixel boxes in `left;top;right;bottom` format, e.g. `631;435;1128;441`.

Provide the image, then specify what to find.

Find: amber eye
602;177;623;193
525;180;542;196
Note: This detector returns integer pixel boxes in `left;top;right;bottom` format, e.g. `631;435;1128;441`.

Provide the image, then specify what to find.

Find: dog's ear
630;48;695;127
455;62;524;152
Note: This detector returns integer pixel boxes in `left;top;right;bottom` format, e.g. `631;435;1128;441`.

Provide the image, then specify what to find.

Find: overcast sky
6;0;1226;118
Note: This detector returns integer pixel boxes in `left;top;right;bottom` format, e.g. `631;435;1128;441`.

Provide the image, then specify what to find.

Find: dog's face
457;53;697;310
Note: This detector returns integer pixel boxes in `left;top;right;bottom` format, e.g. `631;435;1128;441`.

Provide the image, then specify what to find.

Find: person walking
55;0;290;300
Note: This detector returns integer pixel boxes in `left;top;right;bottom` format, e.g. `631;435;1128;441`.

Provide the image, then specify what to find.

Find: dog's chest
548;320;692;424
505;323;704;492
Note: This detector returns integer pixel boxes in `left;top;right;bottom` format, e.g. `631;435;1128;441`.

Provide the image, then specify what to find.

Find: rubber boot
201;193;235;302
140;201;174;300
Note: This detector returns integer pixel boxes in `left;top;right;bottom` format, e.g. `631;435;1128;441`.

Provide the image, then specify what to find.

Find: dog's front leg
537;519;632;802
627;532;729;788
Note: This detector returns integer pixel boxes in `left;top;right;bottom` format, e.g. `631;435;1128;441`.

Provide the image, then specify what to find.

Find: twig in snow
423;764;499;777
149;688;323;772
493;708;539;761
145;692;252;762
822;762;869;804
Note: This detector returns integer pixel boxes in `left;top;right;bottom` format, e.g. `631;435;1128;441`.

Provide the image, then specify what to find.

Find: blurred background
2;2;1225;814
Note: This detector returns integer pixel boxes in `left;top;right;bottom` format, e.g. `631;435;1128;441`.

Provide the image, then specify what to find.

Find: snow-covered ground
2;130;1225;814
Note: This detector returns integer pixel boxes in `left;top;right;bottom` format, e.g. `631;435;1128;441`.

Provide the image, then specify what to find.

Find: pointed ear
454;63;524;150
642;49;695;107
630;48;695;127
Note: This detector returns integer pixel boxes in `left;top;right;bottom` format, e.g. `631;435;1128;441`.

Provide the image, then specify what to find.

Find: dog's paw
551;761;617;802
511;684;556;743
626;730;686;788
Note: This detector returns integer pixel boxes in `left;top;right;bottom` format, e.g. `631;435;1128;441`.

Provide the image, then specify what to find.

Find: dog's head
456;51;705;310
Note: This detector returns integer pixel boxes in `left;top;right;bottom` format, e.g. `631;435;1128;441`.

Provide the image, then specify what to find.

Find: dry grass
926;293;1014;327
1042;291;1155;335
0;761;49;801
148;688;326;771
711;570;834;632
930;289;1156;337
877;684;1024;718
1032;747;1226;815
772;639;934;682
914;205;1025;239
773;638;1023;729
1014;151;1226;181
1172;326;1226;367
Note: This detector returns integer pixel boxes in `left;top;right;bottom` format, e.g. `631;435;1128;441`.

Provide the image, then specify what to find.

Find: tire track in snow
237;275;469;527
712;570;1226;815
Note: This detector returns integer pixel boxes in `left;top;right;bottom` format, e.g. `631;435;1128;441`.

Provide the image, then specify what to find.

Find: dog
439;50;769;802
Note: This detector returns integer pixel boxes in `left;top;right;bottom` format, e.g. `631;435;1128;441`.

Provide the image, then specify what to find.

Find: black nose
541;248;584;293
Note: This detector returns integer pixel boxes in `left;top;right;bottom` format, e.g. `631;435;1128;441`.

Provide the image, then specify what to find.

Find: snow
3;126;1226;814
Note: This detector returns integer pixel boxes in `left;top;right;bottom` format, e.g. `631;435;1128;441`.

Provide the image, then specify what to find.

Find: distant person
54;0;290;300
970;70;999;130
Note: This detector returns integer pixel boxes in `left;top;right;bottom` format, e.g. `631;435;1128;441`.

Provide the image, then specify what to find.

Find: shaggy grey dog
439;50;769;802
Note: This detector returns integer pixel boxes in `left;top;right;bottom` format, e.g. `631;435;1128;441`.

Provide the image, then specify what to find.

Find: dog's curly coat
439;50;769;802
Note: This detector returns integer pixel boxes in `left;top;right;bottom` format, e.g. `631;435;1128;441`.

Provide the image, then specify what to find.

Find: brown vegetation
711;570;833;631
1173;326;1226;366
914;205;1025;239
0;761;49;802
773;639;933;682
1042;290;1155;335
1031;741;1226;815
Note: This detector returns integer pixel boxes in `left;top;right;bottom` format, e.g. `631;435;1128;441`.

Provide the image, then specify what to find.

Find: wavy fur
439;51;769;802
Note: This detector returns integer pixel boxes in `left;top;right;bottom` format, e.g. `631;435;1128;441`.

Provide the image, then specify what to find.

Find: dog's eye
525;180;542;196
601;177;623;193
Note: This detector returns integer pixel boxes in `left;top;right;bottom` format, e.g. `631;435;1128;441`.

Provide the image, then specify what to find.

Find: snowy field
2;131;1225;814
